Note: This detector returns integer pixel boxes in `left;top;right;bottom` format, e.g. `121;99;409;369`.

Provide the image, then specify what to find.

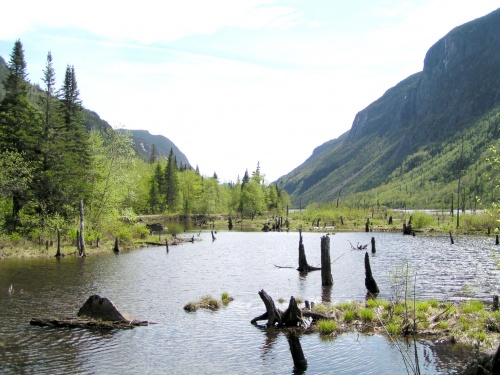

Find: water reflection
0;231;497;374
321;285;332;303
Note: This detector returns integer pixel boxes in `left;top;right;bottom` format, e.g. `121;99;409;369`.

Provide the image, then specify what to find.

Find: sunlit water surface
1;231;499;374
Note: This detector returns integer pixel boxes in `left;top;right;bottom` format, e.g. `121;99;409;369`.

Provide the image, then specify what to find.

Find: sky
0;1;498;183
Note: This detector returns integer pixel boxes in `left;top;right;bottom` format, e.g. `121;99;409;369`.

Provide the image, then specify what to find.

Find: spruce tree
0;40;43;221
57;65;91;213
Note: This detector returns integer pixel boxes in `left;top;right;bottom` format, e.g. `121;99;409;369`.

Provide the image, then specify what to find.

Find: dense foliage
0;40;291;244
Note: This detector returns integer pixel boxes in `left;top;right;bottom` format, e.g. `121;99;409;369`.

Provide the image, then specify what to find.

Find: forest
0;40;291;247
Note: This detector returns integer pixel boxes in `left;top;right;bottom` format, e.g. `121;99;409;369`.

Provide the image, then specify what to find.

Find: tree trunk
113;238;120;253
371;237;376;253
364;252;379;295
297;230;321;272
55;228;62;258
320;235;333;286
79;199;86;257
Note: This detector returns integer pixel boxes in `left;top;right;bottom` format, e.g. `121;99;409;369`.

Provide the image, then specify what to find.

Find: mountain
279;8;500;208
0;56;190;167
123;129;191;167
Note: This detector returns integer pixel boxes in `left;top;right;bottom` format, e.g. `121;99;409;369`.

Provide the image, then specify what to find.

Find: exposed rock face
279;8;500;205
77;295;129;322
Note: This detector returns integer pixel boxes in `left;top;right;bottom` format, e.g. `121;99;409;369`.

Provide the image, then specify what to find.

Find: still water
1;231;499;374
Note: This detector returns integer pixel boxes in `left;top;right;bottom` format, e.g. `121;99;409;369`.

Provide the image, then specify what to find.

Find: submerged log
364;252;379;295
297;230;321;272
30;317;148;330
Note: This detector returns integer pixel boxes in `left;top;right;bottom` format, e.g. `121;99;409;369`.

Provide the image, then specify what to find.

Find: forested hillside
0;41;291;244
278;8;500;209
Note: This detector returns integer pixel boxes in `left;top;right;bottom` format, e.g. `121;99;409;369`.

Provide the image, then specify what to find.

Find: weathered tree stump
281;296;306;328
403;223;413;235
297;230;321;272
113;237;120;252
228;217;233;230
79;199;86;257
320;235;333;286
287;332;308;371
55;228;62;258
449;232;454;245
371;237;376;254
364;252;379;295
365;218;370;233
494;295;499;311
496;234;499;246
388;216;393;225
78;295;128;321
251;289;282;327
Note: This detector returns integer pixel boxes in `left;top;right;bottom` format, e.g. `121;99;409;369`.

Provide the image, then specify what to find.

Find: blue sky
0;1;498;183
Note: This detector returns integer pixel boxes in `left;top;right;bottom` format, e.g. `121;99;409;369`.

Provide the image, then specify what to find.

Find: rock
77;295;129;322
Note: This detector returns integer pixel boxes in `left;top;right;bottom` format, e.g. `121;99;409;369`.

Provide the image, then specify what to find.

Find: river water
1;231;499;374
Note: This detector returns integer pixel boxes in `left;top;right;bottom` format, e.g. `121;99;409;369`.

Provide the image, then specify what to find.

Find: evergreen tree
57;65;91;210
0;40;43;221
165;148;178;211
149;144;158;164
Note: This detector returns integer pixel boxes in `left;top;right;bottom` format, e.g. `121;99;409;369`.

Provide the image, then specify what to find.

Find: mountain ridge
278;7;500;208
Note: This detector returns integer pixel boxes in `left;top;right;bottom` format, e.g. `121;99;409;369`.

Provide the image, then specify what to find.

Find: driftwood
349;241;368;250
297;230;321;272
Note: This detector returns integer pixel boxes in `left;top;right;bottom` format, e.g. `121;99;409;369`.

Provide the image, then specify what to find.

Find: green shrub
411;211;435;229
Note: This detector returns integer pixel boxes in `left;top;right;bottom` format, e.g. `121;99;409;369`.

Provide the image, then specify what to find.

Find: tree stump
55;228;62;258
364;252;379;295
371;237;376;254
113;238;120;253
320;235;333;286
297;230;321;272
281;296;305;328
251;289;282;327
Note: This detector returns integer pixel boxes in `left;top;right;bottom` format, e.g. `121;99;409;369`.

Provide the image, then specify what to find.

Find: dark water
1;231;499;374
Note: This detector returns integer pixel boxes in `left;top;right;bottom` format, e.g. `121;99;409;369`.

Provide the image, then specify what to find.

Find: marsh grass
184;294;233;312
309;298;500;350
317;319;337;335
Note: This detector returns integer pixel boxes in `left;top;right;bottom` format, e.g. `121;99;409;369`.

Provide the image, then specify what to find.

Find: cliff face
349;8;500;147
279;8;500;205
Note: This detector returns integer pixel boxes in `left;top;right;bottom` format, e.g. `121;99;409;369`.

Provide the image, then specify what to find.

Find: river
1;230;499;374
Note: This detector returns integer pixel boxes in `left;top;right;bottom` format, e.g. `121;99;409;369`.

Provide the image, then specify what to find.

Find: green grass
462;300;484;313
343;310;356;323
360;308;375;322
316;319;337;335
